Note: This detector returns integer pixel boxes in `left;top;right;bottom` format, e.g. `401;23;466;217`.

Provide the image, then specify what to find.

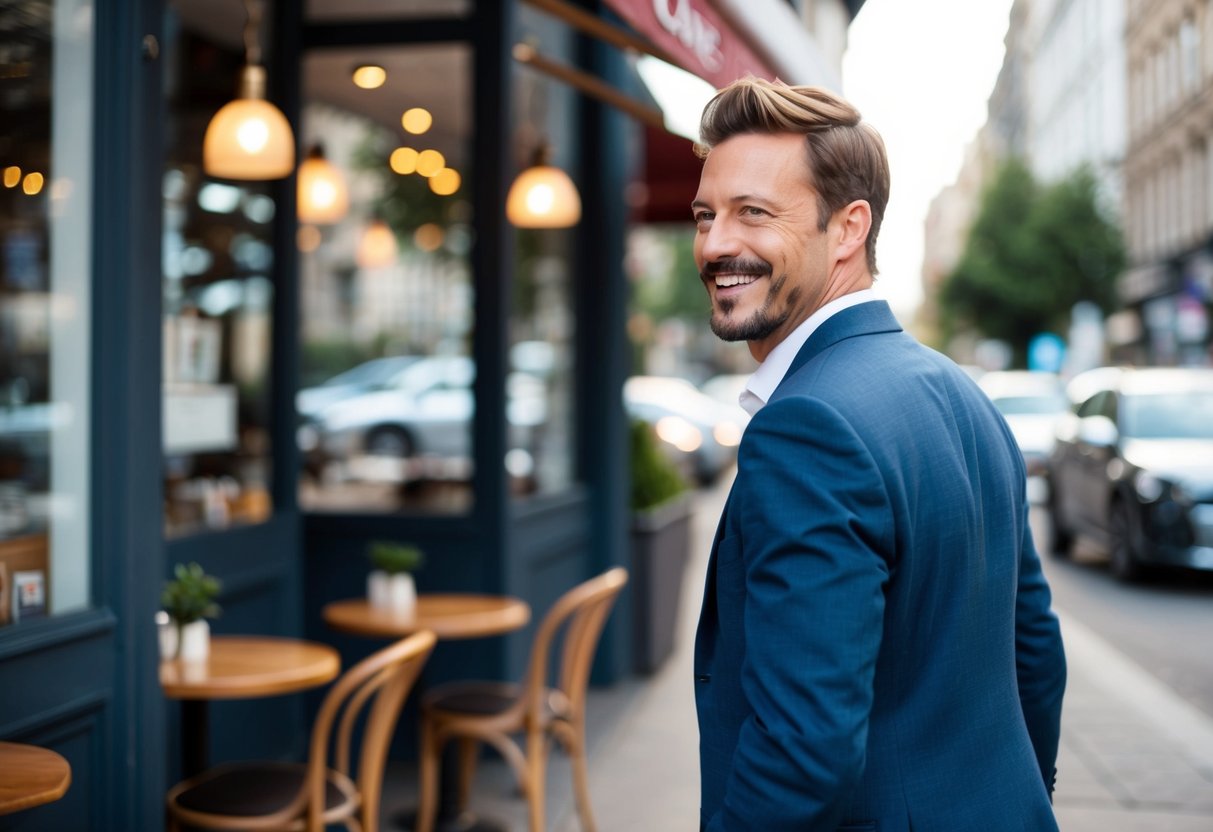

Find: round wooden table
322;594;530;640
0;741;71;816
160;635;341;776
322;594;531;832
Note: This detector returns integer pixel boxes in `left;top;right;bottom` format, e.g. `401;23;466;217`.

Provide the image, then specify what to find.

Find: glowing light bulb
401;108;433;134
526;184;555;215
429;167;461;196
22;172;44;195
352;65;386;89
235;117;270;154
390;147;419;174
416;149;445;177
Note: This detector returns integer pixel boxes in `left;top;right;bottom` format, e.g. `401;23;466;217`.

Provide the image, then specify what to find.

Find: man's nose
697;219;741;264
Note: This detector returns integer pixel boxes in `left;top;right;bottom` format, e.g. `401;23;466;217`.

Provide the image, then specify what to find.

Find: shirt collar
739;288;879;416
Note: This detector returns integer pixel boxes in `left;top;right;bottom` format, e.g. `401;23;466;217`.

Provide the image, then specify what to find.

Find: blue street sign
1028;332;1066;373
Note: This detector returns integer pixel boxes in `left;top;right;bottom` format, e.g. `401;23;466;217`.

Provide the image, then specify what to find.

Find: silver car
315;356;546;469
624;375;745;484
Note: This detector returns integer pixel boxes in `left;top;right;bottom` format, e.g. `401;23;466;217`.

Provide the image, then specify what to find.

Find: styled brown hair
697;77;890;274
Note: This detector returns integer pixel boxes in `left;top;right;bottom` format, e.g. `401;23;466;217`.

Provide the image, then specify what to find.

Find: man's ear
831;199;872;263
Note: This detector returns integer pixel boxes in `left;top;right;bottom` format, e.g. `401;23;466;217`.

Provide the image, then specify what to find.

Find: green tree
940;160;1124;366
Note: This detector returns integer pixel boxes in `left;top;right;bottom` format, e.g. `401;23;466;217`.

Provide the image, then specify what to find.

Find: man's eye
742;206;766;216
694;212;714;225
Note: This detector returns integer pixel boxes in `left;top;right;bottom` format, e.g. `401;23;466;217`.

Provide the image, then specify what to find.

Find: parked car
699;372;752;425
624;375;745;484
312;355;546;472
1048;366;1213;580
296;355;420;420
977;370;1068;476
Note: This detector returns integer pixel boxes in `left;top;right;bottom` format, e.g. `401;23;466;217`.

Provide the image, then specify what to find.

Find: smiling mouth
714;274;761;288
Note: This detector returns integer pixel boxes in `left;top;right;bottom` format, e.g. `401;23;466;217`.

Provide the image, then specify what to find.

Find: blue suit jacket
694;301;1066;831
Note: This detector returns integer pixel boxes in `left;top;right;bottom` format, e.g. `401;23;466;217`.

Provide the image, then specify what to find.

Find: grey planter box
631;493;694;674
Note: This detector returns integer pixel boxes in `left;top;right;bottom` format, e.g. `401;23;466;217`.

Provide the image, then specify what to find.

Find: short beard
709;273;791;342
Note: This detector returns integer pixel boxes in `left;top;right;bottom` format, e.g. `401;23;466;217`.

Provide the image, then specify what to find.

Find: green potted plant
158;562;221;661
367;540;425;617
630;419;694;674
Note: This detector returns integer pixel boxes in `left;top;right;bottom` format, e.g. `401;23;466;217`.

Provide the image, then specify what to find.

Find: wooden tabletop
0;741;71;816
323;594;530;640
159;635;341;700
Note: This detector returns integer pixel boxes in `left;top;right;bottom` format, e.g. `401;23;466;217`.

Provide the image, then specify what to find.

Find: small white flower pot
157;612;210;662
368;570;416;617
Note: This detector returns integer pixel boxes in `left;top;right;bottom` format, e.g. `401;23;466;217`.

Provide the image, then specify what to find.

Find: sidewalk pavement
382;475;1213;830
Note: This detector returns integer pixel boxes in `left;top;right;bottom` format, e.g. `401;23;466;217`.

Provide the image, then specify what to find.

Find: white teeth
715;274;758;288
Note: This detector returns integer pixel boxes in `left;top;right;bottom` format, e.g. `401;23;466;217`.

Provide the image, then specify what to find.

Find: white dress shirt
738;289;879;417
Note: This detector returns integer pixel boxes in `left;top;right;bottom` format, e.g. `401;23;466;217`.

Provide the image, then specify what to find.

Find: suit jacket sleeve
709;396;891;831
1013;498;1066;795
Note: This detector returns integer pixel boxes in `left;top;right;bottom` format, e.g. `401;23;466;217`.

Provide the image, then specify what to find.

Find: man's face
692;132;834;358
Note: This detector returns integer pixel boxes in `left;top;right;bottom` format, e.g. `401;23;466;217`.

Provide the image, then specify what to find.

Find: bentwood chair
166;629;437;832
416;567;628;832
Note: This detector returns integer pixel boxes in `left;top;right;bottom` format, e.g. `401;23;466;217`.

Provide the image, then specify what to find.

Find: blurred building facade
1026;0;1126;203
924;0;1213;369
917;0;1030;351
1122;0;1213;365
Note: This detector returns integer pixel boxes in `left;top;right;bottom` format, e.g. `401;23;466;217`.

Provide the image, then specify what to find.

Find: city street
1030;501;1213;721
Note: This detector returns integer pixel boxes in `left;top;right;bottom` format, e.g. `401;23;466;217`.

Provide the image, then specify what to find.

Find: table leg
180;699;209;779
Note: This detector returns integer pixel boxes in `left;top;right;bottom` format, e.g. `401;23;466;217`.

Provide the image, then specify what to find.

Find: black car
1048;367;1213;581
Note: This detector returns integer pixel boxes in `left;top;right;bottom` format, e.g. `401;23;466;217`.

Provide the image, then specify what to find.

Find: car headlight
1134;472;1165;502
655;416;702;453
712;421;743;447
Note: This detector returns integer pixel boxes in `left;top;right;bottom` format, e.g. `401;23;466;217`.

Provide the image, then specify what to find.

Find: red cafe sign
605;0;776;89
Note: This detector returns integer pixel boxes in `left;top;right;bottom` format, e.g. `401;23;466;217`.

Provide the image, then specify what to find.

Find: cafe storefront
0;0;855;827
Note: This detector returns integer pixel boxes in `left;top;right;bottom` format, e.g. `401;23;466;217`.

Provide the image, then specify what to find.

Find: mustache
701;257;772;279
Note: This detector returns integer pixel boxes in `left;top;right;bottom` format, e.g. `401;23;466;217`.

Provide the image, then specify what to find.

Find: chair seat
171;761;356;820
424;680;571;721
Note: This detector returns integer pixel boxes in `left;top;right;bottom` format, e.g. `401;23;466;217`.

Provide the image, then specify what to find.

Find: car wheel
1108;498;1144;582
365;426;413;458
1047;479;1073;558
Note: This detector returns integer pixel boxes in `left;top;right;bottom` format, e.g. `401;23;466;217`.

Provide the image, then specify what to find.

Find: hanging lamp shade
297;144;349;225
506;146;581;228
203;65;295;180
356;218;398;268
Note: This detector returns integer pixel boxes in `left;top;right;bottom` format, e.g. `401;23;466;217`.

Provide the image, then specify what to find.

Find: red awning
636;124;702;225
604;0;776;89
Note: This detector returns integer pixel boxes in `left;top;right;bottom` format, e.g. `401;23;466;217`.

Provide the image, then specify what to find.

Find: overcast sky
842;0;1015;320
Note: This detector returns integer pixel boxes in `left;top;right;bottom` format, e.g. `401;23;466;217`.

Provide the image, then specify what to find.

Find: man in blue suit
690;77;1066;831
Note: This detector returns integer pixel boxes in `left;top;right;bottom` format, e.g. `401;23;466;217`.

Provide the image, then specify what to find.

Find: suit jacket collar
783;299;903;381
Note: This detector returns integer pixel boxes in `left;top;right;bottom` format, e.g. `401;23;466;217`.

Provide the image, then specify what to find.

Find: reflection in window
162;1;275;537
298;45;475;515
0;0;93;624
507;7;578;500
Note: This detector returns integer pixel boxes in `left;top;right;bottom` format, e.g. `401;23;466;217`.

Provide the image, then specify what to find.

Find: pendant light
356;217;398;268
202;0;294;180
297;144;349;225
506;145;581;229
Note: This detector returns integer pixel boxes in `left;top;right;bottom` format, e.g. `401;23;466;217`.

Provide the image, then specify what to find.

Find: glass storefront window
162;0;276;537
0;0;94;624
298;44;475;515
508;6;579;499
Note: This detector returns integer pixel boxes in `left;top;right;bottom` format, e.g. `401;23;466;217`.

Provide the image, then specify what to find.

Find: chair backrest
518;568;628;722
305;629;436;832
